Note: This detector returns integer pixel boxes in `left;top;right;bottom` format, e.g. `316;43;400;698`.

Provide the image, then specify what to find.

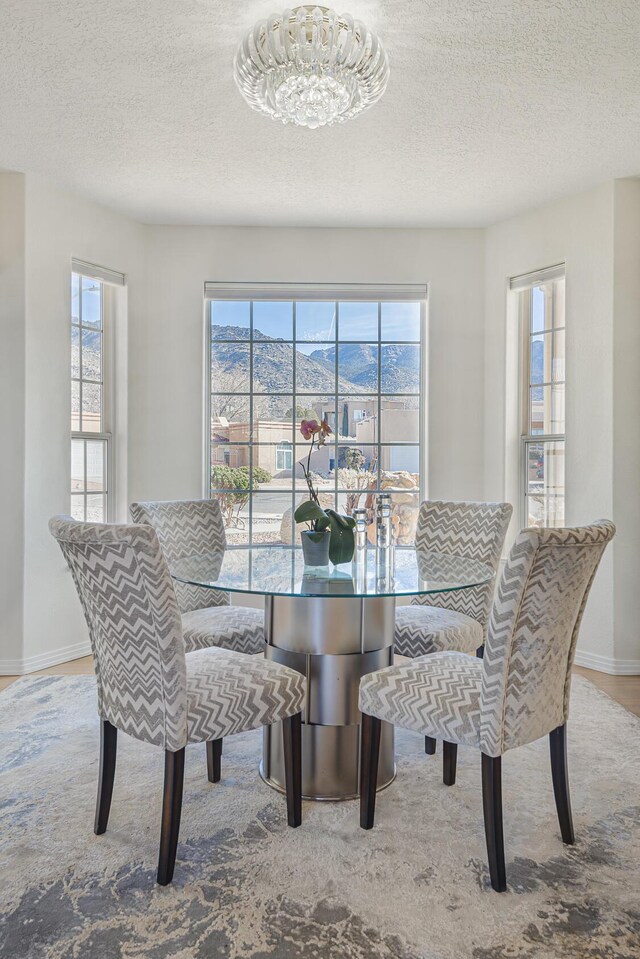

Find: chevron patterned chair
395;499;512;755
49;516;305;886
130;499;265;656
360;520;615;892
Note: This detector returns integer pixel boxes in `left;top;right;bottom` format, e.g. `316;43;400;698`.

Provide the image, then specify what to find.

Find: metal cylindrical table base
261;593;395;801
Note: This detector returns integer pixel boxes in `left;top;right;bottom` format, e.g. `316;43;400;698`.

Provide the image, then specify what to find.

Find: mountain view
210;326;420;399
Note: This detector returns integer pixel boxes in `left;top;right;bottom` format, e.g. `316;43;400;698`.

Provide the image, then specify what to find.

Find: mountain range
211;326;420;396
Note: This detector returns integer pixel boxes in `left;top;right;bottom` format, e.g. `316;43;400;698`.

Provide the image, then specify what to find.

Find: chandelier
234;6;389;129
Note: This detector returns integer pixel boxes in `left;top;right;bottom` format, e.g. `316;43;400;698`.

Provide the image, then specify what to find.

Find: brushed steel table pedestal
260;594;396;801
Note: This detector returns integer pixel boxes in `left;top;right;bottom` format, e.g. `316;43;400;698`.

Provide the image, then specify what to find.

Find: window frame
204;286;428;547
516;270;566;528
71;272;114;523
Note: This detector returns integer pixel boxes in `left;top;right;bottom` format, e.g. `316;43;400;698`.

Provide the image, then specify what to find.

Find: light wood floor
1;656;639;717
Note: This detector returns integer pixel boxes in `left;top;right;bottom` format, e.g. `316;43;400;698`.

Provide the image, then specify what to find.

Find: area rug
1;675;639;959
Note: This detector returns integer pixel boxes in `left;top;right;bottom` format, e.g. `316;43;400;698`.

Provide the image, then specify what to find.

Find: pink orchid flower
300;419;320;440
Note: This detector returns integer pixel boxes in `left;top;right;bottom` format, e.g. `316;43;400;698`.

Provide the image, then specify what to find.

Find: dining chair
130;499;265;655
50;516;305;886
360;520;615;892
395;499;512;754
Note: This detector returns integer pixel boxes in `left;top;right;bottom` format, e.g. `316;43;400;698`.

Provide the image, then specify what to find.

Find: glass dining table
171;546;494;802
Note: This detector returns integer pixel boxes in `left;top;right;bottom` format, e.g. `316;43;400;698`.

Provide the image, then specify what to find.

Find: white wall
1;172;637;673
484;180;640;671
3;174;146;669
611;180;640;667
0;174;26;670
130;226;486;505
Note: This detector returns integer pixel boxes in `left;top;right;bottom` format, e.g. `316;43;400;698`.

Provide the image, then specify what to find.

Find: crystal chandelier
234;6;389;129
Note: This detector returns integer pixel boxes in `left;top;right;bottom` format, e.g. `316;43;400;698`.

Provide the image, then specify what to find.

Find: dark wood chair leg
282;713;302;828
360;713;382;829
443;741;457;786
94;719;117;835
424;735;436;755
206;739;222;783
157;748;185;886
481;753;506;892
549;724;575;844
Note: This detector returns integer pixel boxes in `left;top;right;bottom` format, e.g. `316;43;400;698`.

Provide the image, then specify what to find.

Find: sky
210;300;421;342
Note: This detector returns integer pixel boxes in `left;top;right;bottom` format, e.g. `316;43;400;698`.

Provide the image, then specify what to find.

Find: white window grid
206;296;427;546
519;276;566;528
71;273;111;522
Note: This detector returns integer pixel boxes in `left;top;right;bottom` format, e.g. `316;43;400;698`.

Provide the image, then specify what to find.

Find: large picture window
207;288;426;547
513;266;565;528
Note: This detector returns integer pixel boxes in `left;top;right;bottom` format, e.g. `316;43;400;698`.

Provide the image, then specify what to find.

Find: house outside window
276;441;293;472
206;285;427;546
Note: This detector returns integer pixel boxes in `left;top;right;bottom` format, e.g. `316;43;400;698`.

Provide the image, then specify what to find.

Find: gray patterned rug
1;675;639;959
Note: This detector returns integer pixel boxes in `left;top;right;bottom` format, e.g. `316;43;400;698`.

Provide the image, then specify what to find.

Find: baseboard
0;640;92;676
574;650;640;676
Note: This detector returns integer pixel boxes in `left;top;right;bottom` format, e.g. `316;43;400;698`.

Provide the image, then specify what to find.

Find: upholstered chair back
49;516;188;752
129;500;228;613
479;521;616;757
413;500;513;639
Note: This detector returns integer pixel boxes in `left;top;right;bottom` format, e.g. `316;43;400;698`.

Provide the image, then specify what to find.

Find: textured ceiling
1;1;639;227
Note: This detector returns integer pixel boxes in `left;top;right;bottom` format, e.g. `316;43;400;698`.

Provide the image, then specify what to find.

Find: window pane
526;440;565;528
253;395;294;431
253;342;293;392
337;396;377;441
211;301;250;339
211;444;250;475
213;492;250;545
381;345;420;393
70;494;85;521
530;384;564;435
381;302;421;341
338;343;378;393
251;491;293;545
294;442;336;491
253;445;293;488
379;396;419;443
296;301;336;341
82;383;102;432
339;302;378;341
211;394;250;427
71;381;80;431
253;301;293;341
291;395;336;426
531;285;547;333
81;329;102;381
380;444;420;475
81;277;102;328
337;444;379;490
212;343;250;393
86;494;105;523
295;342;335;391
71;327;80;379
71;440;85;492
71;274;80;323
336;490;377;527
86;441;105;492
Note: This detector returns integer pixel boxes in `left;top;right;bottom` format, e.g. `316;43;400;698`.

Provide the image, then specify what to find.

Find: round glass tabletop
170;546;494;599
